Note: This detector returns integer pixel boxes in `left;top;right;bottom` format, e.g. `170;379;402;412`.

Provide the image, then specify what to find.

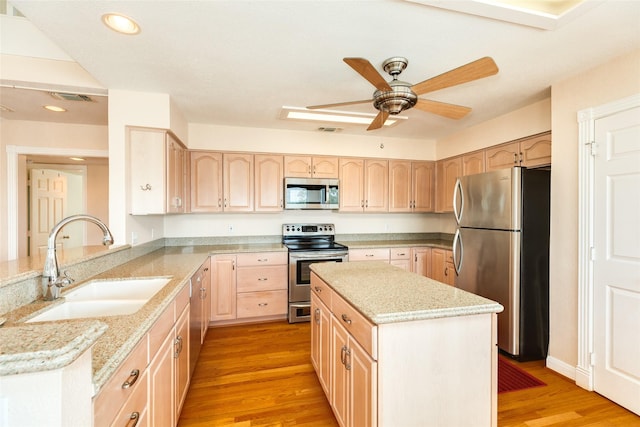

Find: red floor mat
498;356;546;394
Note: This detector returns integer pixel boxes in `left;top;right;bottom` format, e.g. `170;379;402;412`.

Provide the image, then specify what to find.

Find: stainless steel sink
26;277;171;322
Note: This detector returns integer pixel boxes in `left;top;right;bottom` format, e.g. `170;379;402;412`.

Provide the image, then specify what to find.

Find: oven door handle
289;252;348;260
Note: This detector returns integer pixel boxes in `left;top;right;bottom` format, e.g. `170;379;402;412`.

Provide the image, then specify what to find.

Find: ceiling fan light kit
308;55;499;131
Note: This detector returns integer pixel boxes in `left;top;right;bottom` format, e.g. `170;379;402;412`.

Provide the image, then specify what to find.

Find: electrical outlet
131;231;138;245
228;224;234;233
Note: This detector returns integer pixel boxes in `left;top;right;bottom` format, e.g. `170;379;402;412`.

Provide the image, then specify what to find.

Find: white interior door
30;169;68;257
593;106;640;415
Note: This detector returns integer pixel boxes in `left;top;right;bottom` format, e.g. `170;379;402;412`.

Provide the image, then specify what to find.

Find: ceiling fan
307;56;499;131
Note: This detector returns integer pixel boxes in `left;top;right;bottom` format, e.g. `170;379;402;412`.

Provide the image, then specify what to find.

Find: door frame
5;145;108;260
576;93;640;390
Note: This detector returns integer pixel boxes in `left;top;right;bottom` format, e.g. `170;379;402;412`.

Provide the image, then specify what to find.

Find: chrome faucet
42;214;115;301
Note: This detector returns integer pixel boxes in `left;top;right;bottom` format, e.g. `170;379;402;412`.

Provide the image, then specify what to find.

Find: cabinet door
175;304;190;416
388;160;411;212
312;156;339;178
412;161;435;212
436;156;462;213
411;247;431;277
189;151;223;213
129;127;166;215
223;153;254;211
462;151;485;176
200;259;211;343
520;132;551;168
284;155;311;177
430;248;447;283
364;159;388;212
148;329;175;427
211;255;237;321
485;141;520;171
339;158;364;212
166;134;185;213
311;293;332;399
349;336;376;427
255;154;284;211
331;317;350;427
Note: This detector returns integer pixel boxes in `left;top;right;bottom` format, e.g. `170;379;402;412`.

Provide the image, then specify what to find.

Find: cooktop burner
282;223;348;252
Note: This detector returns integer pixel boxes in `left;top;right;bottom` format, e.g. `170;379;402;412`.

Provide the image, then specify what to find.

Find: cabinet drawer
94;337;148;427
310;272;333;309
147;302;174;357
349;248;390;262
237;265;287;292
108;370;148;427
236;251;287;267
236;290;287;318
175;283;190;315
390;247;410;260
332;293;377;360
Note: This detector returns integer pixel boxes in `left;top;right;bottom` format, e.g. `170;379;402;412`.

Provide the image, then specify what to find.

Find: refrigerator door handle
453;178;463;224
453;228;463;275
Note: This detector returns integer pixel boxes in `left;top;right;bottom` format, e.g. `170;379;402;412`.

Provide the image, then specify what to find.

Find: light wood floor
178;321;639;427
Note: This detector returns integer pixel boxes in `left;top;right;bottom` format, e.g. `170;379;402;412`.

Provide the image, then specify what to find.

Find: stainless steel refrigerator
453;167;550;361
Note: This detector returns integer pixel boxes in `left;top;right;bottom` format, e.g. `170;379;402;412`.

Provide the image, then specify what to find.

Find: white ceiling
5;0;640;141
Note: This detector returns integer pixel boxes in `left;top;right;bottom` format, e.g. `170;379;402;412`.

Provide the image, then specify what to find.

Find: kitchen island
309;261;503;427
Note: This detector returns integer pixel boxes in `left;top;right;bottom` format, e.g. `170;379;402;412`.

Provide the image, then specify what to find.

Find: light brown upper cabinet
486;131;551;171
255;154;284;212
223;153;254;212
284;155;339;178
189;151;223;213
339;158;388;212
435;156;462;213
129;127;186;215
462;150;485;176
389;160;435;212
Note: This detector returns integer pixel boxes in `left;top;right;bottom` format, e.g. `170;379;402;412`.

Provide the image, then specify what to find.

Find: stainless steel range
283;223;348;323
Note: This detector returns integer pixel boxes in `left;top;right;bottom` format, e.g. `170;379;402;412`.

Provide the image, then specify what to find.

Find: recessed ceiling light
43;105;67;112
70;157;86;161
102;13;140;35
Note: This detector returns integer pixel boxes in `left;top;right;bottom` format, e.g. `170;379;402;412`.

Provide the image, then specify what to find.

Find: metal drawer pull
258;277;268;281
314;286;322;293
174;336;183;358
365;254;374;257
257;258;268;262
121;369;140;389
258;302;268;307
125;412;140;427
341;314;352;325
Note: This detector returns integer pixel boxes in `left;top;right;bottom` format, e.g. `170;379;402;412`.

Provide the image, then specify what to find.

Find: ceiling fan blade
411;57;499;96
307;99;372;110
344;58;392;91
414;99;472;119
367;110;390;131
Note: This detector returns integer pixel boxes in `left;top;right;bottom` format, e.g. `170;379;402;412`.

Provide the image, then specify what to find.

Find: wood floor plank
178;321;640;427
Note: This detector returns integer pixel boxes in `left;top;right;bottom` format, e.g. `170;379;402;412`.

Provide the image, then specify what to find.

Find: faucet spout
42;214;114;300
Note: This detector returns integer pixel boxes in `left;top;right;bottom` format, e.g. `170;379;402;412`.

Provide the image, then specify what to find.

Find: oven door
288;251;347;302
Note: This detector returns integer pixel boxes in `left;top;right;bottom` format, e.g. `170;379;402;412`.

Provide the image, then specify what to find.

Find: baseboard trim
546;355;576;381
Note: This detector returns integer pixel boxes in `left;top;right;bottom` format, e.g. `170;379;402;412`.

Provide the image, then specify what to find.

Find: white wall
549;49;640;367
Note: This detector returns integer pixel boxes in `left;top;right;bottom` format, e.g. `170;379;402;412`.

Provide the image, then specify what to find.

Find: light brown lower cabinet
311;272;497;427
431;248;455;286
94;278;192;427
411;247;431;277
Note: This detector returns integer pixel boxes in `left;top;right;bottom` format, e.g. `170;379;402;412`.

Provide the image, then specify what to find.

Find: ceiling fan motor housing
373;80;417;114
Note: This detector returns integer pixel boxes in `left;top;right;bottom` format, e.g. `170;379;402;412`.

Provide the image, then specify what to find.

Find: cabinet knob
125;412;140;427
341;313;352;325
140;184;152;191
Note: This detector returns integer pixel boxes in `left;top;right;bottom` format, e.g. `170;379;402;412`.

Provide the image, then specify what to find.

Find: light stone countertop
0;243;286;395
310;261;503;324
339;238;452;250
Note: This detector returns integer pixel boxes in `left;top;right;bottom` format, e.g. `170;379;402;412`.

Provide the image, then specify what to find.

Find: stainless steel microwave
284;177;339;210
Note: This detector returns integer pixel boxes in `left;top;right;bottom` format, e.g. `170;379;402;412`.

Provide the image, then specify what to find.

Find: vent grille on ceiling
49;92;94;102
317;127;343;132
